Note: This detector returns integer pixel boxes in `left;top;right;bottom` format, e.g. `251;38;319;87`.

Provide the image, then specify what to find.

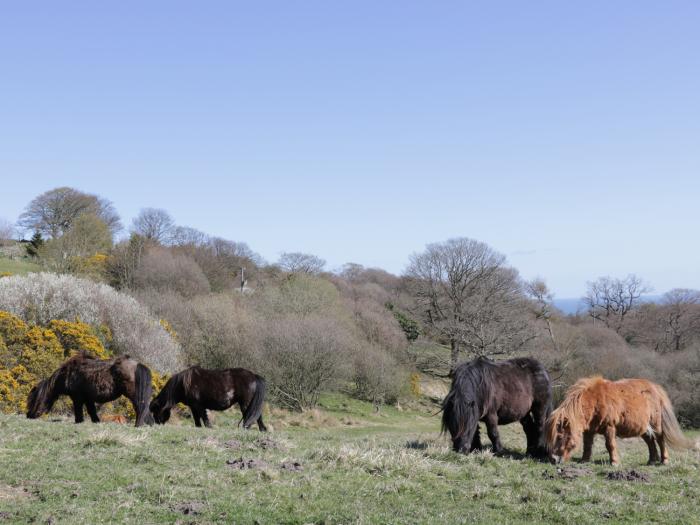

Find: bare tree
170;226;210;247
18;187;121;238
525;278;559;352
131;208;175;244
405;237;534;372
278;252;326;274
0;218;15;245
583;274;651;334
660;289;700;352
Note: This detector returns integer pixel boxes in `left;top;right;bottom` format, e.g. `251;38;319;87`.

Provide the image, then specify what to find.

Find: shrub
258;316;352;411
133;247;210;298
0;311;65;413
352;345;406;407
0;273;180;371
47;319;110;359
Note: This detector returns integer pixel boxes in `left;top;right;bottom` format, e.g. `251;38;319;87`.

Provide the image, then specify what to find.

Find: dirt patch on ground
223;439;242;450
542;466;593;480
172;501;206;515
253;437;282;450
606;469;650;482
280;461;304;472
226;458;269;470
0;484;32;501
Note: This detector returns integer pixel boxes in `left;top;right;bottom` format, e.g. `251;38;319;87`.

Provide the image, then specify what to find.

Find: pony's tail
657;385;693;450
26;370;61;419
241;375;266;429
135;363;154;427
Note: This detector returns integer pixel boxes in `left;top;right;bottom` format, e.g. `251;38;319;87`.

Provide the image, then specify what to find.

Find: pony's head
149;396;171;424
546;411;580;463
26;379;55;419
546;376;599;463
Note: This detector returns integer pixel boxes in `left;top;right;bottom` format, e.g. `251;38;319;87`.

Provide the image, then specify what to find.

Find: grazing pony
26;353;154;427
546;376;693;465
442;356;552;458
150;366;267;430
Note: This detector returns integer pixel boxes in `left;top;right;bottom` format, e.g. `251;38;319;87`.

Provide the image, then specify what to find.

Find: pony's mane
157;369;189;408
441;358;495;439
547;376;605;445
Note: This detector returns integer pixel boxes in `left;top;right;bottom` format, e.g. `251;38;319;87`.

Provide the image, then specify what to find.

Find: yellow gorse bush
48;319;111;359
0;310;172;420
0;311;65;413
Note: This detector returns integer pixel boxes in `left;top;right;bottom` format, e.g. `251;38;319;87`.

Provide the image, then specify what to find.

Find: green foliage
38;214;113;274
387;303;420;342
25;232;44;258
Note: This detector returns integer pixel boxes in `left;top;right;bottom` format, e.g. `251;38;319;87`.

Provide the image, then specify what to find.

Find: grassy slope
0;395;698;525
0;257;40;275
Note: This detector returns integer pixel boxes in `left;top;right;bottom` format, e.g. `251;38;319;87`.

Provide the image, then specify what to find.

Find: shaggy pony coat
149;366;267;430
442;357;552;457
26;353;154;427
546;376;693;465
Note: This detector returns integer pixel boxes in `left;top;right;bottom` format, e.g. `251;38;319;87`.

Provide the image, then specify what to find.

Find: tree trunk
449;339;460;376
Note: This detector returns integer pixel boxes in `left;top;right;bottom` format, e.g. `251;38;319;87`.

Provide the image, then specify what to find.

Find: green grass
0;396;698;524
0;256;40;275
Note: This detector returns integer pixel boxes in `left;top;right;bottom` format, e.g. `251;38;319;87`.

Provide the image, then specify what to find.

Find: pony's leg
72;398;85;424
257;415;268;432
85;401;100;423
470;426;483;451
581;431;595;462
641;434;660;464
190;406;202;427
657;433;669;465
530;403;550;457
603;426;620;466
484;415;503;454
520;415;537;455
200;409;212;429
238;400;252;429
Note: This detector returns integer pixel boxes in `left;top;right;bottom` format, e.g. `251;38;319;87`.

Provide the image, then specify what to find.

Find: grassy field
0;394;698;524
0;256;40;275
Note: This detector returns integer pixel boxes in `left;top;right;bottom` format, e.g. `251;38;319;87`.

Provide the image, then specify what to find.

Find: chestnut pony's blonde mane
546;376;605;447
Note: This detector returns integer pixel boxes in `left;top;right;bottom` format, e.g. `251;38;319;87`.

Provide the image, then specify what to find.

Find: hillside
0;242;40;275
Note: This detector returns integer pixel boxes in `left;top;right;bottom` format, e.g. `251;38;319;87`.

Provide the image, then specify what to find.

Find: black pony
442;356;552;458
26;353;154;427
150;366;267;430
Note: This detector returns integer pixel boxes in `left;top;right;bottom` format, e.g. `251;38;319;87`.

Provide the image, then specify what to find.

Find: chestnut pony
26;353;154;427
547;376;693;465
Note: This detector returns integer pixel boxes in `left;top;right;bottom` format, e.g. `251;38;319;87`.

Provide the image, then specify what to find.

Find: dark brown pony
442;356;552;458
26;353;154;427
149;366;267;430
547;376;694;465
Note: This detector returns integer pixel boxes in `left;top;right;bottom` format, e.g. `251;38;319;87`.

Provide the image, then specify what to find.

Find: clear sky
1;2;699;297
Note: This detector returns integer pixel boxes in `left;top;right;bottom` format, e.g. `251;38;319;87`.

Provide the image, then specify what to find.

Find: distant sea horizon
552;295;662;315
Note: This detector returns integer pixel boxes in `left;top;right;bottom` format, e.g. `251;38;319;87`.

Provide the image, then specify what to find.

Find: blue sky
2;2;699;297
